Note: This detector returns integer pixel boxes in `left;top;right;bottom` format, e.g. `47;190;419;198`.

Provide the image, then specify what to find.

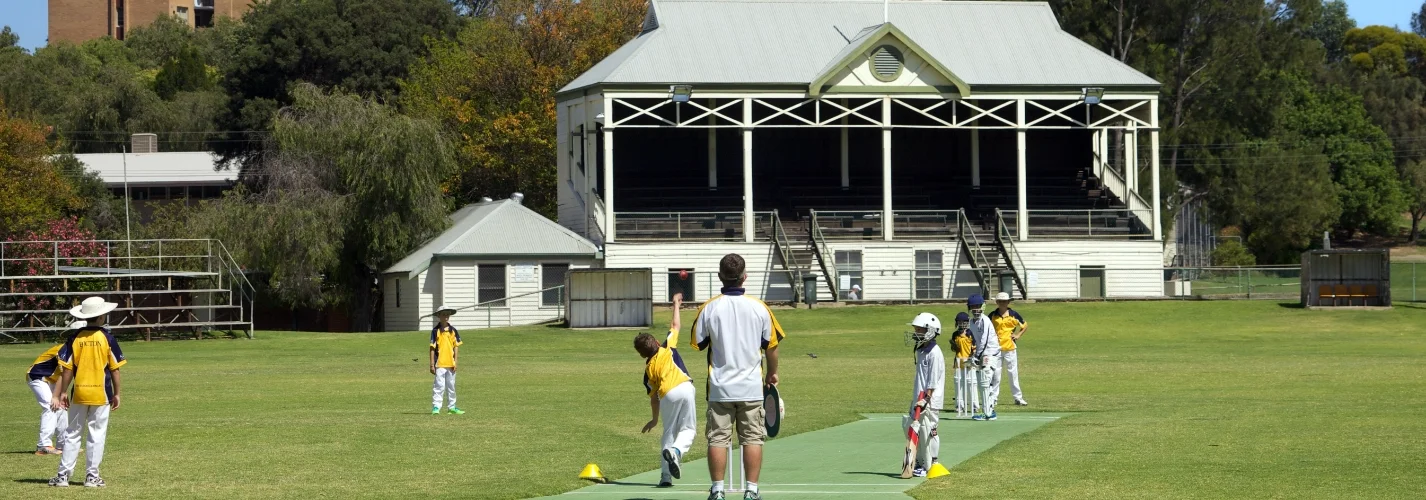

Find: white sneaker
48;473;70;487
663;448;682;479
912;467;928;477
84;474;105;488
1015;397;1029;406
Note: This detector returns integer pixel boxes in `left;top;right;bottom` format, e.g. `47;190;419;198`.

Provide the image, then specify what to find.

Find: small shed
381;197;601;331
1301;249;1391;308
567;268;655;328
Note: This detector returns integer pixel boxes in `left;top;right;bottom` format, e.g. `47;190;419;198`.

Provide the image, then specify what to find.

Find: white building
381;197;599;331
554;0;1167;302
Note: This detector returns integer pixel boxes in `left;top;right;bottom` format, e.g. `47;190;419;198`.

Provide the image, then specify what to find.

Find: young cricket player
634;292;697;488
430;305;464;415
904;312;945;477
967;294;1000;421
990;292;1029;406
949;312;978;415
27;320;84;455
49;297;126;488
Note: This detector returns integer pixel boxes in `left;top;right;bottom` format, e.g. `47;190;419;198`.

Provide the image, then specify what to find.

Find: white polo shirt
913;340;946;411
691;288;785;402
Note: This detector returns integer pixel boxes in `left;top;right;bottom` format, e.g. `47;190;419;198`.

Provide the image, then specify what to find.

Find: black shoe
663;448;682;479
657;481;674;488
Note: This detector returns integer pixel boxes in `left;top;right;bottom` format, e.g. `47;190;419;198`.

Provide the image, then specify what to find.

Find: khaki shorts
706;400;766;447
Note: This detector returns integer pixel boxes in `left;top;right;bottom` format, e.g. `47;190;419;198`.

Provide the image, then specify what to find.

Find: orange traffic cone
579;463;607;483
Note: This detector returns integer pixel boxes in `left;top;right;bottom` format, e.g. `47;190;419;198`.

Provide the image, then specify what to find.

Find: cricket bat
901;390;926;479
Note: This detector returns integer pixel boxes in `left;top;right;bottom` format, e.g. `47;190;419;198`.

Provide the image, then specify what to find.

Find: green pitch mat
538;413;1065;499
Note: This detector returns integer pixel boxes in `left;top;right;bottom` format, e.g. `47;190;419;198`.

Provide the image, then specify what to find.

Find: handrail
956;210;993;294
809;209;839;300
994;209;1029;299
769;211;805;303
423;285;568;329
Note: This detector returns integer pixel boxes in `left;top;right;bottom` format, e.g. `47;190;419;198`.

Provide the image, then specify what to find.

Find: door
1079;266;1105;298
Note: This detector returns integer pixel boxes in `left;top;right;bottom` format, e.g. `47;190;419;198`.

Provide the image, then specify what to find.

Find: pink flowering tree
3;217;108;312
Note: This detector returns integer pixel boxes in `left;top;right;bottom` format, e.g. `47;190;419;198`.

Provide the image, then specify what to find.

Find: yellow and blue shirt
990;308;1027;352
56;327;126;406
691;288;786;402
430;325;462;368
951;329;975;361
28;344;65;384
644;329;692;398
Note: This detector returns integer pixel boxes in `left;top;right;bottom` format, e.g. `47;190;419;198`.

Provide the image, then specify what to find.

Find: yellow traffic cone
579;463;607;483
926;463;951;479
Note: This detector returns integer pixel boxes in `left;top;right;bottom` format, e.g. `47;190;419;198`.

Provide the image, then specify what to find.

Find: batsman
901;312;945;478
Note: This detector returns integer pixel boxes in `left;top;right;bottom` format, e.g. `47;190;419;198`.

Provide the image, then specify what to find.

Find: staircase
769;211;815;303
957;211;1028;299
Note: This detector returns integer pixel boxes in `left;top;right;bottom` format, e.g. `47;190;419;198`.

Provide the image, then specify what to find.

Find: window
175;6;188;22
667;269;695;302
915;250;943;300
478;264;508;307
394;278;401;308
595;124;605;197
542;264;569;307
835;250;863;300
574;124;586;174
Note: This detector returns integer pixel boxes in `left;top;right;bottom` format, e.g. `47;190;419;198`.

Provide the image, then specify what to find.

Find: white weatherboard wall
603;242;787;302
382;269;434;332
820;241;967;302
440;258;594;330
1015;240;1164;298
556;94;604;241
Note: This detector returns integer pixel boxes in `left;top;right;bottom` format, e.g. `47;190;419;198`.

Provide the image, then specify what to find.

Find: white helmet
905;312;942;348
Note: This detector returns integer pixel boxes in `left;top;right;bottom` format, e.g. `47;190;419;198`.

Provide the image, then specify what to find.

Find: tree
0;102;82;236
1413;1;1426;37
402;0;646;216
0;26;19;51
1308;0;1355;63
1210;238;1257;266
217;84;457;330
154;46;214;100
1207;143;1340;263
1404;159;1426;242
219;0;460;156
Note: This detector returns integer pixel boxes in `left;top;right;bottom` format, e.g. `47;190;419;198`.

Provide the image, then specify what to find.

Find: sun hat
435;304;457;316
70;297;117;319
994;292;1012;302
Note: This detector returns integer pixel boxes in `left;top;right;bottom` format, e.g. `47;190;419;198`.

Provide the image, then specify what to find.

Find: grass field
2;301;1425;499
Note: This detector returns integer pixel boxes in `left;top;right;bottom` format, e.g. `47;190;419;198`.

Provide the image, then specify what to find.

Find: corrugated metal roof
561;0;1159;93
382;200;599;278
70;152;233;186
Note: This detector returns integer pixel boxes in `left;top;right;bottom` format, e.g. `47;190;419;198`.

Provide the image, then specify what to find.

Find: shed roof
70;152;233;187
383;200;599;278
561;0;1159;95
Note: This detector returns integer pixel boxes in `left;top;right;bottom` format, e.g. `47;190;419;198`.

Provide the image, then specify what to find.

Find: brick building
49;0;255;44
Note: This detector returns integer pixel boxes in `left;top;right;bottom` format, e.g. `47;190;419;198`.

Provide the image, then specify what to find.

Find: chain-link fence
1392;262;1425;303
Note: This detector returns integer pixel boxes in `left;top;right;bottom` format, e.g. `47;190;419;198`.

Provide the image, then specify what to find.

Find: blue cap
968;294;985;307
955;312;969;322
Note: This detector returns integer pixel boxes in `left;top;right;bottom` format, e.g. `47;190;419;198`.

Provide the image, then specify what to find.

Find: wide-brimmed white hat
994;292;1012;302
70;297;117;319
435;304;457;316
67;320;88;330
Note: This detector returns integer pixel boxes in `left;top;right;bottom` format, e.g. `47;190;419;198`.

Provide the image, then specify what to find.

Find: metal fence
1392;262;1425;303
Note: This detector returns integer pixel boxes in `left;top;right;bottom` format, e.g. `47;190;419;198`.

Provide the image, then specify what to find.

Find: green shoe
432;406;440;415
448;407;465;415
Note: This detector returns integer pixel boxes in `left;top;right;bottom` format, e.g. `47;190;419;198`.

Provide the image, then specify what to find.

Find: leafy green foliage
1205;141;1340;263
1210;238;1258;266
0;103;82;236
154;46;215;99
1307;0;1356;63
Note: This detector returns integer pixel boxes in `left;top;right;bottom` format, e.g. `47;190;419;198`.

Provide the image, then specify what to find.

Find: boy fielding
967;294;1000;421
949;312;979;416
26;320;84;455
49;297;127;488
692;253;785;500
430;305;465;415
903;313;946;478
990;292;1029;406
634;292;698;488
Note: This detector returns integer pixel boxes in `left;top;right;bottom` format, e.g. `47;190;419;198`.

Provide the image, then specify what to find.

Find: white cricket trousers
29;378;68;448
58;404;110;478
659;381;697;479
902;408;940;467
996;349;1022;402
980;354;1001;414
432;368;457;409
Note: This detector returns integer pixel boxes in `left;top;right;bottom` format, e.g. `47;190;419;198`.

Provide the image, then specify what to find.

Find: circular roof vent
870;45;904;82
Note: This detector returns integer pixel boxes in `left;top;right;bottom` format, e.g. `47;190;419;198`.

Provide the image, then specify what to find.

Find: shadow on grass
1276;302;1305;309
12;479;54;484
844;471;902;478
608;481;662;487
3;451;42;455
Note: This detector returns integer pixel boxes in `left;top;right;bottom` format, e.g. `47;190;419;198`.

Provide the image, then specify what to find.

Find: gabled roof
382;200;599;279
807;22;970;96
560;0;1159;95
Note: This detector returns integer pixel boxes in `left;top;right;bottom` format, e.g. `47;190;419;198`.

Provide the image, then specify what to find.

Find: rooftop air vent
870;45;903;82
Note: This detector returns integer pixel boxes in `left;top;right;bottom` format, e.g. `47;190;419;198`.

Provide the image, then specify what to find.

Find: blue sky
0;0;1422;52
